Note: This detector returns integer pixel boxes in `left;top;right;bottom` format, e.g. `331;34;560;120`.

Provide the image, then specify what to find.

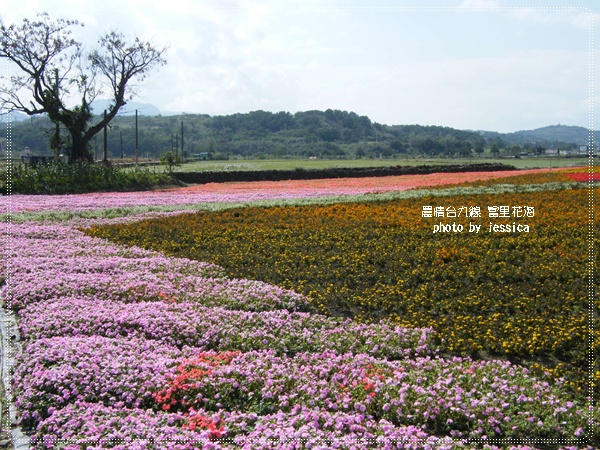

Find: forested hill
480;125;598;147
510;125;599;145
7;109;590;159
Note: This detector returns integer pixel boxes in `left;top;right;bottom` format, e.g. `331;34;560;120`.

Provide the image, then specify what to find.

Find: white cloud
455;2;598;31
2;0;596;132
508;9;599;31
269;47;589;131
457;0;501;9
234;1;275;39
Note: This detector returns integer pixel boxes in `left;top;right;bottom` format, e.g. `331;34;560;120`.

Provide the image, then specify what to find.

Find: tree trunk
62;105;94;163
69;130;93;163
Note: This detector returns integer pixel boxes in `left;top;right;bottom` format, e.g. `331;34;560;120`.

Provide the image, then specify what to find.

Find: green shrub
160;151;183;174
1;160;177;194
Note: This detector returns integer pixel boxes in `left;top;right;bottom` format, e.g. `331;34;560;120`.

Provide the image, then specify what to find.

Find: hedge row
173;163;517;184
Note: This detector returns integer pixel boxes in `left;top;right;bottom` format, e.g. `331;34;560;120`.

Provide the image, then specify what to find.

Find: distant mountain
511;125;600;145
0;100;163;123
161;110;188;116
479;125;599;146
90;99;162;116
0;110;29;122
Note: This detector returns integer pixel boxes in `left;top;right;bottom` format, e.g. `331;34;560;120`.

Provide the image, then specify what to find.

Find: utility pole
135;109;139;164
120;130;123;159
181;120;184;161
103;110;108;162
54;69;60;156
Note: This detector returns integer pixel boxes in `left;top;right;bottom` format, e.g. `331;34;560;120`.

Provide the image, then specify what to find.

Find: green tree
474;142;484;157
458;144;473;158
381;147;393;158
510;144;522;156
490;143;500;157
0;13;166;162
389;139;406;153
160;151;182;174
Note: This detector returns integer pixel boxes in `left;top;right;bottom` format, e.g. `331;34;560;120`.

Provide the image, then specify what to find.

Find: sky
1;0;599;133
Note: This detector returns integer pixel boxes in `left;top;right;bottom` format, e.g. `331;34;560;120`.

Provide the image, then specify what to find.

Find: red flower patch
565;172;600;182
153;350;241;427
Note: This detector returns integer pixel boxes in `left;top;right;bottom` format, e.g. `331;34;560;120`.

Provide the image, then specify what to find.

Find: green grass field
1;155;589;178
174;156;589;173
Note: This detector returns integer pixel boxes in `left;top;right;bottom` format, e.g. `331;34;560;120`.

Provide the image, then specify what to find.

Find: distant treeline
6;109;583;159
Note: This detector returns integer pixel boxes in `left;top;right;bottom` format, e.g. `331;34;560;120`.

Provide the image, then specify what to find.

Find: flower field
2;167;598;448
8;167;572;214
87;183;597;394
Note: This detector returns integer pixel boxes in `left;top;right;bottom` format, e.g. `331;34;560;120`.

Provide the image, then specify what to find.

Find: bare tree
0;13;167;162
